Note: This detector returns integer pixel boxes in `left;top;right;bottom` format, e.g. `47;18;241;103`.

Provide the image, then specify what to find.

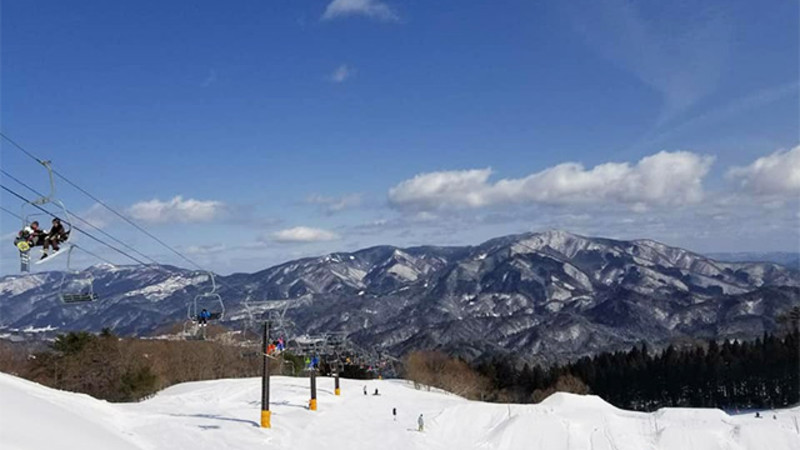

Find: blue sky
1;0;798;274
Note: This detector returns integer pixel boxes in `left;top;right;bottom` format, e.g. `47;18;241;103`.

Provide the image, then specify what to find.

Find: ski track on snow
1;373;799;450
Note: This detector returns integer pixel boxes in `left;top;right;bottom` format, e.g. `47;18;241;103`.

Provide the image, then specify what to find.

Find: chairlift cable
2;132;262;308
1;132;203;269
1;168;160;265
1;184;148;265
71;244;116;266
0;205;24;221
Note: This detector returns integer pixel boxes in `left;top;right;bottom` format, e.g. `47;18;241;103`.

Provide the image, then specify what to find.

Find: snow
2;373;800;450
123;274;206;301
0;274;48;296
20;324;58;333
387;263;419;281
562;262;593;290
548;279;574;301
553;324;583;342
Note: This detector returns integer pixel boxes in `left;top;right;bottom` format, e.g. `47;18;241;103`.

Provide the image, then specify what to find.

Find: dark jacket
48;223;68;241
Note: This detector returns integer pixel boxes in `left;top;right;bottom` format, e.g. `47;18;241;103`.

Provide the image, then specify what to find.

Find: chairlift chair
187;272;225;323
59;246;98;304
16;160;72;272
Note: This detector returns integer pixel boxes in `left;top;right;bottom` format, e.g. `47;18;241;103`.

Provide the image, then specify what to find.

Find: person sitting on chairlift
15;221;45;250
42;218;69;259
198;308;212;327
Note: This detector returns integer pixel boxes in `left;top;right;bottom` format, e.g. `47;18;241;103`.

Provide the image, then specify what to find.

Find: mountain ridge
1;230;798;363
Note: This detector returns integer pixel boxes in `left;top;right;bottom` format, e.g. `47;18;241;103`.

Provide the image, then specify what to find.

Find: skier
392;407;397;421
418;414;424;432
373;388;380;396
363;385;367;396
198;308;211;326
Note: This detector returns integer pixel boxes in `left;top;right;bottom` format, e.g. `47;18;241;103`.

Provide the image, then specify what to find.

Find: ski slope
1;372;798;450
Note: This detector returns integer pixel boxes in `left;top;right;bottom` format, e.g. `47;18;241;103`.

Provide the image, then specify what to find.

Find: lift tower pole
310;368;318;411
260;321;271;428
335;364;341;396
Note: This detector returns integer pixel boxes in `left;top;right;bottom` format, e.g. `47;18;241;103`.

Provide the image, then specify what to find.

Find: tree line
403;330;798;410
0;329;270;401
0;329;380;402
1;313;796;408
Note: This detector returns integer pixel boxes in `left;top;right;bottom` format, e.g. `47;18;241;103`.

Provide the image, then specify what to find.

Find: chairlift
59;246;98;304
187;272;225;322
15;160;72;272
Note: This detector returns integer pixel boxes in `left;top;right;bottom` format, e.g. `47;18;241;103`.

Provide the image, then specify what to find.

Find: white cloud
388;151;714;211
727;146;800;196
182;243;227;255
80;203;116;229
322;0;398;21
328;64;355;83
643;82;799;148
306;193;362;214
272;226;339;243
128;196;226;224
573;0;731;124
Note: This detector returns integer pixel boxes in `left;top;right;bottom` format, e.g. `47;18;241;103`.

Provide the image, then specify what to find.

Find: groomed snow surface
1;372;798;450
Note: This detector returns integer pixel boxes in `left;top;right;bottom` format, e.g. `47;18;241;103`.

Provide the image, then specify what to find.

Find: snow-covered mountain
1;231;798;362
707;252;800;270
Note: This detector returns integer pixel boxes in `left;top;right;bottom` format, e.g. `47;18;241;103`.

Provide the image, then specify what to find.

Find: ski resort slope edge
0;372;798;450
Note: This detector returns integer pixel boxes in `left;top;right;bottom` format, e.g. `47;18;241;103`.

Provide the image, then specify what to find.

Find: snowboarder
418;414;424;432
15;221;45;250
373;388;380;396
14;221;46;272
363;385;367;396
392;407;397;421
755;412;762;419
198;308;211;326
42;218;69;258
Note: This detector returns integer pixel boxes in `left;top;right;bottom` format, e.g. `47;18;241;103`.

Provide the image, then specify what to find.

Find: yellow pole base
260;410;271;428
310;399;318;411
335;388;341;396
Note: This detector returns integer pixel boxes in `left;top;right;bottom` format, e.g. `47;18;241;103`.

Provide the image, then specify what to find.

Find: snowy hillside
1;372;798;450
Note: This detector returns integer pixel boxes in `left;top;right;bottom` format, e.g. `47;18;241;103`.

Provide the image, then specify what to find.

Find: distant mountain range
705;252;799;270
1;230;798;363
